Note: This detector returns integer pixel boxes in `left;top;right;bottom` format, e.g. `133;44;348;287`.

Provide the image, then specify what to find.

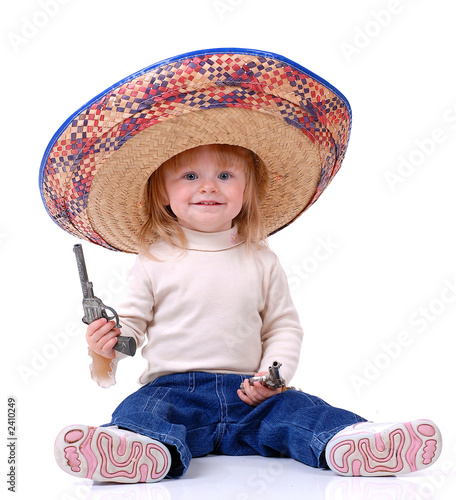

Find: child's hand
237;372;282;407
86;318;121;359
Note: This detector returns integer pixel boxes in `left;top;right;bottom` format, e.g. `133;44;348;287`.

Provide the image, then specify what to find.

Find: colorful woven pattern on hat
40;50;351;249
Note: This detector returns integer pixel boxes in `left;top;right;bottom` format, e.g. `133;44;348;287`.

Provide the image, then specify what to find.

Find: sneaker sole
55;425;171;483
325;419;442;476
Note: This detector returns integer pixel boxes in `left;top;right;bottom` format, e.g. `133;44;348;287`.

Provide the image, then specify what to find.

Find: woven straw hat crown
39;48;352;252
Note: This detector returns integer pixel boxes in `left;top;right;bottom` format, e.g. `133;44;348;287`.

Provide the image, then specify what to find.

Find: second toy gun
73;244;136;356
240;361;285;393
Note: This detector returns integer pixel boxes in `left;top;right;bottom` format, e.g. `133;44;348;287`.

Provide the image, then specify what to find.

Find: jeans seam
141;387;171;413
187;372;196;392
214;374;228;449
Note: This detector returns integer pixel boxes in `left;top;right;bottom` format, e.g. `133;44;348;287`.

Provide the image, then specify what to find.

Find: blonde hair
138;144;268;257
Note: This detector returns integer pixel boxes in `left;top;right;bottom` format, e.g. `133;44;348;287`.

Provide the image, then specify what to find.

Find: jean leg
103;372;232;478
222;388;367;469
103;383;190;478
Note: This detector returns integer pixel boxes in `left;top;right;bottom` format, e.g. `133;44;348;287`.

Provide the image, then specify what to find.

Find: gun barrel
73;244;92;299
270;361;282;381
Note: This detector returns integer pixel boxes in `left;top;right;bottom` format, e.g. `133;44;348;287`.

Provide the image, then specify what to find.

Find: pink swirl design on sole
422;440;438;465
352;459;362;476
418;424;436;437
58;426;170;482
94;431;170;481
146;443;170;480
64;429;85;444
139;464;149;482
329;429;406;475
328;420;441;476
328;440;355;474
404;422;423;471
63;446;81;472
79;427;98;479
359;429;405;473
97;431;143;480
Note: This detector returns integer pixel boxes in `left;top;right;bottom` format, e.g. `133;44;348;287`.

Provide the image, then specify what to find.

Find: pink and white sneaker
325;419;442;476
55;425;171;483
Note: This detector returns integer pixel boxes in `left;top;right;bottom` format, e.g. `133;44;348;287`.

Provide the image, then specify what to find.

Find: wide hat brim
39;48;352;253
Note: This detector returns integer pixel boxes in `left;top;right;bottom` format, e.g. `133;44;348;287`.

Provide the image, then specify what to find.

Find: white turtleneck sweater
90;226;304;388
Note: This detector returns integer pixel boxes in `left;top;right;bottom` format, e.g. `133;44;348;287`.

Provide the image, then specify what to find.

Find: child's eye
184;173;197;181
218;172;231;180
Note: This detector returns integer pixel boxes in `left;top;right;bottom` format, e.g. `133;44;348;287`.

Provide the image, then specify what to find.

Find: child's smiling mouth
192;201;224;205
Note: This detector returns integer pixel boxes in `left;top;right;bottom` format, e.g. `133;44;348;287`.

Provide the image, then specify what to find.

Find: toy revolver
73;244;136;356
240;361;285;393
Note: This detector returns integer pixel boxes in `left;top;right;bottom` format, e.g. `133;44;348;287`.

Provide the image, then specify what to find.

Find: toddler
39;48;442;484
54;144;442;483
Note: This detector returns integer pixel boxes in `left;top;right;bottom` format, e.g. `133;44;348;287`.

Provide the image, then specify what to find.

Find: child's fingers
252;381;281;398
86;319;117;342
97;335;118;358
86;319;121;358
97;328;119;347
239;380;263;406
238;379;282;407
86;317;110;335
246;383;263;403
237;389;256;406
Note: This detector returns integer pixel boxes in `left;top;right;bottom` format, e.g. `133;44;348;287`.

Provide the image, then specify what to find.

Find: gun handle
101;305;137;356
114;336;137;357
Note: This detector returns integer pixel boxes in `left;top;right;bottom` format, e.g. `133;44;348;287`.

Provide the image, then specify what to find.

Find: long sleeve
115;255;155;345
258;256;304;384
89;255;154;388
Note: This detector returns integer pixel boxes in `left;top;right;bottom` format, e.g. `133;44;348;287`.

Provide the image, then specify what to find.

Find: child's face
163;146;246;233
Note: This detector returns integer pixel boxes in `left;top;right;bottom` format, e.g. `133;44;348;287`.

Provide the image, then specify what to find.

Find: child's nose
199;179;218;193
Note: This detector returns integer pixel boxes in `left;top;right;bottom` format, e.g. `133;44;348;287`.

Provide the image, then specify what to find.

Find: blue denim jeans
104;372;366;478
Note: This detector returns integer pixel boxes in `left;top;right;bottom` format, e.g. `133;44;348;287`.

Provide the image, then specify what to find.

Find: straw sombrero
39;48;351;253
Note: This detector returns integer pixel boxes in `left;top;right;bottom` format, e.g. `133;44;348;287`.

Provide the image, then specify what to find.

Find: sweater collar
177;225;244;251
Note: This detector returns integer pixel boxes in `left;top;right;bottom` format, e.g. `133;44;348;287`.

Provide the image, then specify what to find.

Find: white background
2;0;456;499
